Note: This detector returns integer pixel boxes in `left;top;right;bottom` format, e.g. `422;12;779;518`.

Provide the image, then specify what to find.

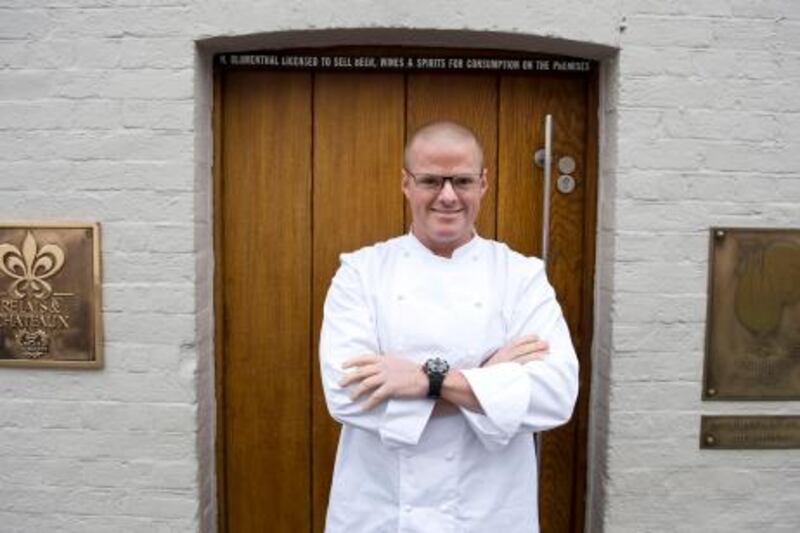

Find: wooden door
215;55;597;533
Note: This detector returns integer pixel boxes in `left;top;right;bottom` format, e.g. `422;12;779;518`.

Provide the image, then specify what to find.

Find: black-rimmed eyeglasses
404;169;482;192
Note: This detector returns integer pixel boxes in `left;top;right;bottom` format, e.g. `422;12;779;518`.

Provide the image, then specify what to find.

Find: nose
437;179;459;203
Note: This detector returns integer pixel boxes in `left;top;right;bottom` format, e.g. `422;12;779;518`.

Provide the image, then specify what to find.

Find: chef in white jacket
319;120;579;533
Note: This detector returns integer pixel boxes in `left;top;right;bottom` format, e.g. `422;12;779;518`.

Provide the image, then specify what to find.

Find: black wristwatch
422;357;450;399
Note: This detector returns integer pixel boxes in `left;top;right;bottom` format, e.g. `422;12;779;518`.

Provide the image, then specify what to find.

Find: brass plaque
700;416;800;449
0;223;103;368
703;228;800;400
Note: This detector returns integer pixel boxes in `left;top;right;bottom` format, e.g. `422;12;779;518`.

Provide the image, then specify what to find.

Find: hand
481;335;549;367
339;354;428;410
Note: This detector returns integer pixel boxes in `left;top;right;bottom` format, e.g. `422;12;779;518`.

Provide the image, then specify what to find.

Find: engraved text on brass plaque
701;415;800;449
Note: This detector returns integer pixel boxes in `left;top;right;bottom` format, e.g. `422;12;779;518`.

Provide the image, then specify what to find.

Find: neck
411;225;474;258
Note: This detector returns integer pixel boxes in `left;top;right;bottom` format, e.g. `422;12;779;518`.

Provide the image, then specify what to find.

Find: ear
401;168;412;199
479;168;489;198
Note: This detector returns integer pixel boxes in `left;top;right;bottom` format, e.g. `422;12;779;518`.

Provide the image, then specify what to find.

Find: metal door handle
533;114;553;265
532;114;553;469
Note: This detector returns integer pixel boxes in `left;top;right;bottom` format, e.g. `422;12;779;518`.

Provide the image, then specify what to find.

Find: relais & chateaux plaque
703;228;800;399
0;223;102;368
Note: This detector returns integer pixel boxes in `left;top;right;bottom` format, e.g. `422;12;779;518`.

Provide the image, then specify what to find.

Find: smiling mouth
431;209;464;215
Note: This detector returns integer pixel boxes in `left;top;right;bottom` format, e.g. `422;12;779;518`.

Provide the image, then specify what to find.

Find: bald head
404;120;484;170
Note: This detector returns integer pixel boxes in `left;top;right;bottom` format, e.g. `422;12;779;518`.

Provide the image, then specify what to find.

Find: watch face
424;357;450;375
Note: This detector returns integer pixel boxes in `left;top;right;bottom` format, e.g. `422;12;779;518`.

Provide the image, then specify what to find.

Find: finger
351;375;383;400
511;335;539;346
342;354;380;369
361;385;390;411
510;340;549;358
509;342;539;358
514;353;546;365
511;351;550;363
338;364;381;387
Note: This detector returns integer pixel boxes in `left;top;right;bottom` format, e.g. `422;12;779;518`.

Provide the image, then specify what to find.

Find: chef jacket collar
406;227;482;261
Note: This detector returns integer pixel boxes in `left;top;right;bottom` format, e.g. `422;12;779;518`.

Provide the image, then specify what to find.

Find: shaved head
401;119;488;257
404;120;484;169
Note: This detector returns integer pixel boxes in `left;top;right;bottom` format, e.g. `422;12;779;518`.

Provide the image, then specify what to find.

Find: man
319;120;579;532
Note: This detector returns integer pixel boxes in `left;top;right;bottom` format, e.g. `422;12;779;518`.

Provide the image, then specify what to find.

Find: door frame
212;46;600;532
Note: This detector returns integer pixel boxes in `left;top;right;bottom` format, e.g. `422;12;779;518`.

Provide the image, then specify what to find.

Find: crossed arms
339;335;550;412
319;253;579;450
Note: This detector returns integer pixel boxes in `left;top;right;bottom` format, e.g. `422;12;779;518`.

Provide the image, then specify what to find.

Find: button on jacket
319;233;579;533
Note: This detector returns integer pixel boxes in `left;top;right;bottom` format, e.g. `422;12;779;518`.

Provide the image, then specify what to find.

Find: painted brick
121;99;194;130
104;252;196;282
118;38;194;69
103;283;195;313
0;100;123;130
105;342;184;373
614;324;705;353
662;109;781;141
613;293;706;324
619;45;693;77
689;49;784;80
612;351;703;383
619;76;800;112
47;7;192;39
0;71;55;99
0;8;53;39
0;130;193;162
102;311;195;345
1;160;193;192
623;15;715;48
102;223;196;253
609;440;796;469
51;69;194;99
620;0;734;17
615;199;792;232
711;17;783;50
613;261;707;293
614;231;709;263
610;381;701;411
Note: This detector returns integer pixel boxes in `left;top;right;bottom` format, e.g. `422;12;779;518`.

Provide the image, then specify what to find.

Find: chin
431;227;467;243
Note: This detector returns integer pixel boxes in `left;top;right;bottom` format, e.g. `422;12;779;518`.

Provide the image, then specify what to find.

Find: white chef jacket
319;232;579;533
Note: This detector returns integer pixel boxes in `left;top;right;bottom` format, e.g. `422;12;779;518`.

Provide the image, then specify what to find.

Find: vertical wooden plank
406;73;498;238
497;75;540;257
498;74;588;533
221;70;312;532
311;72;406;533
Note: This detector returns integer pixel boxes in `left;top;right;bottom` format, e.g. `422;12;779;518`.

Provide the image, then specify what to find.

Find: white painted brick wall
1;1;799;531
0;1;201;530
596;2;800;531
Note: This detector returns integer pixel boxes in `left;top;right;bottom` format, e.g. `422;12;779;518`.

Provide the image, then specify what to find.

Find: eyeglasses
404;169;483;192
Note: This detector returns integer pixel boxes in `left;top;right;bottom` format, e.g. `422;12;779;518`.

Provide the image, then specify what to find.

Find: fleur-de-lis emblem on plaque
0;231;65;299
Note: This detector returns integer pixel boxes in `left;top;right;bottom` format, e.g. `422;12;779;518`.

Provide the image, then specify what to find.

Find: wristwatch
422;357;450;399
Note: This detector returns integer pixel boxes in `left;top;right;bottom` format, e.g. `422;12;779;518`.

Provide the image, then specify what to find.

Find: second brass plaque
703;228;800;399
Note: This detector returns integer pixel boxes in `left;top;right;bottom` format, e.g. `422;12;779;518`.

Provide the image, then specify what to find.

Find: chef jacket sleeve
319;253;434;448
458;257;579;451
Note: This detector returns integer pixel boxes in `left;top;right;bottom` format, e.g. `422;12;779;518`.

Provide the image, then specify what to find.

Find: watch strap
427;373;445;399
